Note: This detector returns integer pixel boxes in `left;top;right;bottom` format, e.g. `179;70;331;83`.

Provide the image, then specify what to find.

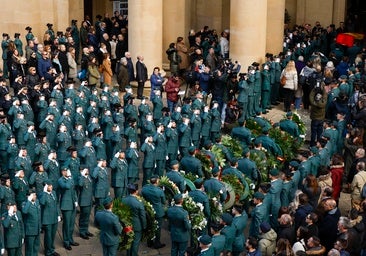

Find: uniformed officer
126;141;139;184
140;136;156;185
237;148;258;183
210;223;226;256
249;192;266;239
91;159;109;214
197;235;215;256
204;167;227;203
110;151;128;198
122;184;147;256
43;150;60;195
165;120;179;165
0;174;15;214
231;204;248;256
167;193;191;256
12;169;29;209
166;160;186;193
14;146;32;179
79;139;97;171
191;108;202;148
58;168;79;250
189;178;210;219
256;127;283;157
210;101;221;141
222;158;246;187
39;182;61;256
231;120;252;150
180;146;204;177
2;202;24;256
278;112;300;138
28;162;48;197
22;189;41;256
95;196;122;256
78;167;94;240
153;123;167;176
141;175;166;249
220;213;235;254
34;133;50;164
268;168;283;229
178;114;192;157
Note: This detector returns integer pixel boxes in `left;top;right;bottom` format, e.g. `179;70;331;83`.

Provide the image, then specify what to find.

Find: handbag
280;74;287;86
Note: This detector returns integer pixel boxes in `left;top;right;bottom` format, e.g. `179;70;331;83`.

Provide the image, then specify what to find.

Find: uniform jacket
95;210;122;246
22;199;42;236
121;195;147;232
167;205;191;242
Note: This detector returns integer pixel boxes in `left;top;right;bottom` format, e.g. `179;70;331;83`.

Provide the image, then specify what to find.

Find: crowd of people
0;8;366;256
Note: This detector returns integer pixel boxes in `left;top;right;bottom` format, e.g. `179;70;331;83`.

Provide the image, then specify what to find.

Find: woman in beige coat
280;60;298;112
67;46;77;80
100;53;113;86
176;37;189;74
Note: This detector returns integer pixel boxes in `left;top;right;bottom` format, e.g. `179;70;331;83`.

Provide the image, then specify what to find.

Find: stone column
128;0;163;74
54;0;69;32
163;0;190;68
195;0;223;33
333;0;346;25
266;0;285;55
230;0;267;68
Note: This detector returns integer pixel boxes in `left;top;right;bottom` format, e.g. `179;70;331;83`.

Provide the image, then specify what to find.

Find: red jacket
165;77;180;102
330;164;344;200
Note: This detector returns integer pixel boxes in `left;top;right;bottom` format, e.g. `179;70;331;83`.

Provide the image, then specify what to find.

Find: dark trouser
143;167;154;185
113;186;126;199
79;205;92;236
171;240;188;256
155;159;166;177
271;82;280;104
44;223;58;256
6;247;22;256
154;217;163;246
25;234;40;256
137;81;145;98
127;230;142;256
62;208;76;246
283;88;295;112
310;119;324;147
0;150;7;172
102;243;119;256
302;84;311;109
179;146;189;157
94;197;106;216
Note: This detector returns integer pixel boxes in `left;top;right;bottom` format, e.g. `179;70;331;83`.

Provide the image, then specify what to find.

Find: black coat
318;208;341;252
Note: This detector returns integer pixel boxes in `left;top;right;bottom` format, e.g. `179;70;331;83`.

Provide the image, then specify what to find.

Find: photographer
309;81;327;146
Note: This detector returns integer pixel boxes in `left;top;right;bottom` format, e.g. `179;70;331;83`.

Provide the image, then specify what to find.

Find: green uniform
29;171;48;197
12;176;29;209
91;166;109;211
122;195;147;256
256;135;283;157
39;190;59;256
231;126;252;150
141;183;166;246
180;155;203;177
189;189;210;218
166;170;186;193
249;203;267;239
221;224;236;252
77;174;93;237
232;213;248;255
238;157;258;182
212;234;226;256
22;199;41;256
2;210;24;256
279;119;300;137
237;79;249;121
94;209;122;256
126;147;139;184
153;132;167;176
110;156;128;198
0;186;15;214
167;204;191;256
204;178;227;203
269;179;283;228
178;123;191;156
140;142;156;185
166;127;179;163
261;69;271;110
58;175;78;247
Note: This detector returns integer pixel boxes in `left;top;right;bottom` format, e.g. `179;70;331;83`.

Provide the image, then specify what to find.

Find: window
113;0;128;16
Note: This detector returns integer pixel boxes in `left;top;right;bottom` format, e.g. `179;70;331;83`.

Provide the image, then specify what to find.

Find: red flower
123;226;133;233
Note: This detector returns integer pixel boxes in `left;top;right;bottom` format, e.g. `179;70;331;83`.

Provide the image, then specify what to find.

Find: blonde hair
285;60;296;72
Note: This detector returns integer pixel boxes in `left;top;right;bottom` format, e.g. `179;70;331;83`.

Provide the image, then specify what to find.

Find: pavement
15;79;352;256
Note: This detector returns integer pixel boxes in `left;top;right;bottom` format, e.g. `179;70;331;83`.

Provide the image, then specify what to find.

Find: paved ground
16;79;352;256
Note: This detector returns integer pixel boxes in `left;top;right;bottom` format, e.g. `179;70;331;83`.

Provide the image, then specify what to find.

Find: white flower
196;202;204;211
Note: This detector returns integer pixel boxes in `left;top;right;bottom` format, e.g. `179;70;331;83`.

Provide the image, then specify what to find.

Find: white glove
22;239;24;244
66;169;72;177
167;123;172;128
157;127;162;133
81;169;88;177
27;127;33;133
13;101;17;106
166;155;169;160
75;202;78;208
176;107;181;113
1;248;4;255
114;152;120;158
48;154;53;160
43;184;48;193
115;126;120;132
58;216;61;222
184;119;189;125
14;171;20;177
28;194;33;202
8;206;14;216
145;137;149;143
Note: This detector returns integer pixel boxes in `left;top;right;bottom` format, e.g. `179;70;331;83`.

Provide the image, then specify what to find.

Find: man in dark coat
135;55;148;99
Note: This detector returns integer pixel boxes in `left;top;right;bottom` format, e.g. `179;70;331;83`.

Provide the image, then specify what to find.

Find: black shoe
154;243;166;249
80;234;89;240
86;232;94;237
64;245;72;250
53;252;60;256
70;242;79;246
